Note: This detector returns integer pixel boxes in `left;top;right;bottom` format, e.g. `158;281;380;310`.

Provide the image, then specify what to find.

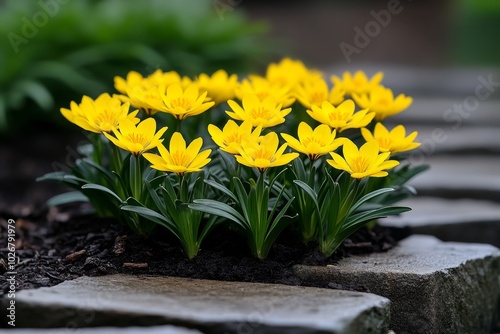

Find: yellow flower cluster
61;57;420;179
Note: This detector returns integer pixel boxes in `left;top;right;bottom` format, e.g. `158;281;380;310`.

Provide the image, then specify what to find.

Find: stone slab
387;125;500;154
380;197;500;246
7;275;390;334
407;156;500;201
390;98;500;126
294;235;500;334
4;326;202;334
325;65;500;98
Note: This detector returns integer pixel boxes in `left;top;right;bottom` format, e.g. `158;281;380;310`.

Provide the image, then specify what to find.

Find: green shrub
0;0;269;133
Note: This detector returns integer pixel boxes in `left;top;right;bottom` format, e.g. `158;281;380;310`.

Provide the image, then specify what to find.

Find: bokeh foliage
0;0;269;133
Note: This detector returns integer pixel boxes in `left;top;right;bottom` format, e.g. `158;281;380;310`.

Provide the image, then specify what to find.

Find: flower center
377;136;392;150
302;136;322;148
171;97;192;110
351;156;370;173
94;110;120;130
126;133;147;145
253;147;274;162
256;91;269;100
226;132;243;145
250;107;272;120
171;150;191;167
328;110;350;122
377;97;391;106
310;91;326;105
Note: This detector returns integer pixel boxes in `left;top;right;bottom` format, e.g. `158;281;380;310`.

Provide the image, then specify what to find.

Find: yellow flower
103;118;167;156
114;71;145;95
114;70;191;115
208;120;262;155
143;132;211;176
266;57;323;89
148;83;215;120
361;123;420;154
226;94;291;129
295;78;345;108
331;71;383;95
281;122;345;160
60;93;139;133
235;76;295;107
353;86;412;121
307;99;374;132
327;140;399;179
235;132;299;172
195;70;238;105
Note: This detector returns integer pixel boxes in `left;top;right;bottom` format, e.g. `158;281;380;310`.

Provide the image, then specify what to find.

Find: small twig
65;249;87;263
123;262;148;269
45;271;63;281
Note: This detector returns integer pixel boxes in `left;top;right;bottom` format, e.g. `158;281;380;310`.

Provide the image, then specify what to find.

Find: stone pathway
407;156;500;200
380;197;500;246
10;275;390;334
7;326;203;334
295;235;500;334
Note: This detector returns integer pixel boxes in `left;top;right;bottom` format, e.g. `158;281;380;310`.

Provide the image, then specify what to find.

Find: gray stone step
325;65;500;98
7;275;390;334
294;235;500;334
380;197;500;247
388;125;500;154
408;156;500;201
389;97;500;126
4;326;202;334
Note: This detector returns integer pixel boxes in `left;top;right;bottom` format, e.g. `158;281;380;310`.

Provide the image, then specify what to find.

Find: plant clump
40;58;427;260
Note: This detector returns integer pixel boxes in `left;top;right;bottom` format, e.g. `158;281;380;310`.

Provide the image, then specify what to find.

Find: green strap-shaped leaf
347;188;395;217
189;199;247;230
205;178;238;202
47;191;89;207
82;184;123;203
121;205;180;239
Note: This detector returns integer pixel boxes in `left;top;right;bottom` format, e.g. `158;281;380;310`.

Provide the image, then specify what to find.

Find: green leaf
82;184;123;203
347;188;395;216
121;205;179;239
47;191;89;207
205;178;238;202
346;206;411;230
293;180;319;209
189;199;247;230
10;79;53;110
0;95;7;131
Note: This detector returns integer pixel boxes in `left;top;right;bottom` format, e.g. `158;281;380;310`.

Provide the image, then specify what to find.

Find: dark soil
0;203;409;296
0;125;410;296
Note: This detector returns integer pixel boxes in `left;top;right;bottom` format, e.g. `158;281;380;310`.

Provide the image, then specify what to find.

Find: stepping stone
385;125;500;154
9;275;391;334
407;156;500;201
294;235;500;334
325;65;500;97
380;197;500;247
4;326;202;334
391;98;500;126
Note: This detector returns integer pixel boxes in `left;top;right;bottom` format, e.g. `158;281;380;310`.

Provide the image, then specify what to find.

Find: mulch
0;203;409;296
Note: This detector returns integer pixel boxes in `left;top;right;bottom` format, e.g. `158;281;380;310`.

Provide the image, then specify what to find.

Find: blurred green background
0;0;269;134
1;0;499;135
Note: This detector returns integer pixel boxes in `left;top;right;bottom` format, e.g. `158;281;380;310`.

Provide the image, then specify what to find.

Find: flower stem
132;155;142;200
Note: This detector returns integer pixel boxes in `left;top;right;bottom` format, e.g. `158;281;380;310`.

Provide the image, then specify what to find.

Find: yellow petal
170;132;186;152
